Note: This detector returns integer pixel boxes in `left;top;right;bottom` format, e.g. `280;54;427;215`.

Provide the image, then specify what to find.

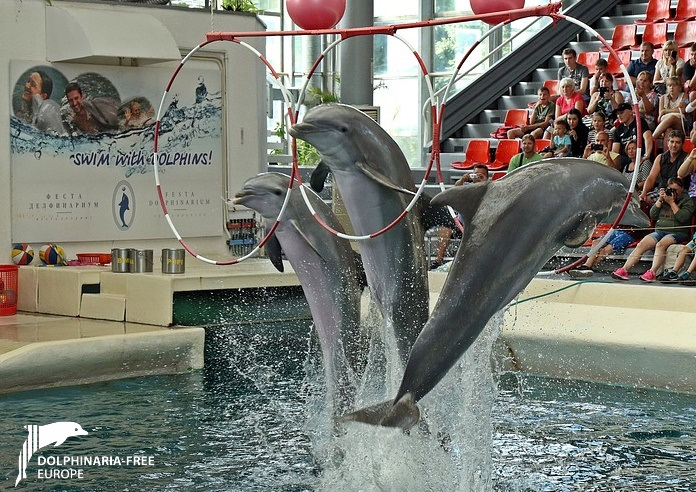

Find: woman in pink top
545;78;586;139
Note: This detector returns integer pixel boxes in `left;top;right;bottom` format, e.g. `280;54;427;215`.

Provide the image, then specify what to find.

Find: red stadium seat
636;22;668;49
503;109;528;127
489;139;520;171
606;50;632;76
578;52;600;75
675;0;696;21
491;171;507;181
450;139;490;170
535;138;551;152
675;21;696;48
683;140;695;153
543;79;559;95
635;0;672;24
600;24;637;52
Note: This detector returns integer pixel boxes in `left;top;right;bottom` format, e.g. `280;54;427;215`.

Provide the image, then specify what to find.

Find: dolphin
289;103;429;365
338;160;651;430
233;172;365;417
16;422;88;486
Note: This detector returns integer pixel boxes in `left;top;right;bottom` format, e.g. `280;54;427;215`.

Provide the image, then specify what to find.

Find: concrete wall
1;0;266;263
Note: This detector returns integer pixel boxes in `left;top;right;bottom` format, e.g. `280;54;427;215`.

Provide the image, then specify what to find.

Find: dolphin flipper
310;161;331;192
355;161;417;196
564;213;598;248
336;393;420;431
265;232;285;272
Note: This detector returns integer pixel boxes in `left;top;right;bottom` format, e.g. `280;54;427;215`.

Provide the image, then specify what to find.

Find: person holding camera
612;177;694;282
653;41;684;94
642;130;689;205
587;73;623;118
583;131;620;169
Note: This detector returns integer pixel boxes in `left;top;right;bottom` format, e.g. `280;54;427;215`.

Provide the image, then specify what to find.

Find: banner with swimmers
9;59;223;242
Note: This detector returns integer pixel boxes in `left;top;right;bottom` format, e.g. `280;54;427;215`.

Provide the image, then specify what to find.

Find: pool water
0;319;694;491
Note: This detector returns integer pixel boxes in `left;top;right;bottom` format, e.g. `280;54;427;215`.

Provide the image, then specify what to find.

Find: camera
670;50;678;59
598;87;609;96
469;173;478;180
665;188;673;196
591;143;604;151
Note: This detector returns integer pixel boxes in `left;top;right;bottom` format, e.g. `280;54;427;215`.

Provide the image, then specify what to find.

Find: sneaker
678;271;691;281
686;101;696;114
680;272;696;285
658;269;679;282
611;267;629;280
640;270;657;282
569;266;594;278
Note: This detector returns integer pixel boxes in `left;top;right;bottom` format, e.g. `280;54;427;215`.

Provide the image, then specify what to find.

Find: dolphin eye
273;189;282;196
340;126;348;133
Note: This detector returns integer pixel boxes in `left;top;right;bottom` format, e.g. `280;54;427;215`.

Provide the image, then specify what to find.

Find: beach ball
12;243;34;265
39;243;67;265
471;0;525;25
286;0;346;30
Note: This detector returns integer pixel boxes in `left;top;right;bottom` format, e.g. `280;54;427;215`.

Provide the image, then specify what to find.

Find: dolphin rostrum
289;104;429;366
338;160;651;430
233;172;366;416
16;422;88;486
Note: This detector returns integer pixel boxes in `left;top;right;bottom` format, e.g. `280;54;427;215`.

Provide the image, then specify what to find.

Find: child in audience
542;119;571;158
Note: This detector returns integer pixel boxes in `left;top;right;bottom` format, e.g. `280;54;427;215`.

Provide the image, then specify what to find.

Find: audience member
554;78;586;120
677;147;696;207
611;102;654;159
569;226;643;278
586;112;608;145
542;119;571;158
634;70;660;131
583;131;620;169
642;130;689;204
587;72;623;118
566;108;590;157
557;48;590;101
653;40;684;93
627;42;658;84
65;82;120;135
589;59;619;94
507;87;555;139
19;70;66;136
621;140;652;194
612;177;694;282
684;44;696;105
508;134;542;172
659;229;696;283
652;77;691;142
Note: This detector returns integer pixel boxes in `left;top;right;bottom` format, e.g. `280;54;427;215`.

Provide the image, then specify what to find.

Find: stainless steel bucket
161;248;185;274
130;249;153;273
111;248;133;273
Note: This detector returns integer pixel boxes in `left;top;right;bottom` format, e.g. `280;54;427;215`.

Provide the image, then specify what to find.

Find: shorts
685;239;696;253
606;230;634;254
648;230;690;244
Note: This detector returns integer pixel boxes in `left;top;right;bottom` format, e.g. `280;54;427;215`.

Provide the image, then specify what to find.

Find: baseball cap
616;102;633;112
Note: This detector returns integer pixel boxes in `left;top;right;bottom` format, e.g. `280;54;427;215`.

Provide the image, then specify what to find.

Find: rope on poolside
509;279;612;307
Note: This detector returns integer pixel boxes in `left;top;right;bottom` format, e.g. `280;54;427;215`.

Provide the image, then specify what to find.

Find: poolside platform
1;258;695;394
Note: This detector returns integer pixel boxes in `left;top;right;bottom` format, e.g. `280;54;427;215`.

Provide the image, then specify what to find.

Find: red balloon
286;0;346;30
470;0;525;25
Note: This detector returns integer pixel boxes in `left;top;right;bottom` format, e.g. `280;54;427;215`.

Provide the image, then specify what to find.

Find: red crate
0;265;19;316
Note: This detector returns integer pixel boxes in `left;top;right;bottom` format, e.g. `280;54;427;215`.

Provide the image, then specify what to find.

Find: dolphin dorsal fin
355;161;416;195
429;182;489;226
564;213;598;248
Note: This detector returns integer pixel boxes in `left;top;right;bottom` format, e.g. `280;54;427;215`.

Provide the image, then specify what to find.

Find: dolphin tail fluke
336;393;420;431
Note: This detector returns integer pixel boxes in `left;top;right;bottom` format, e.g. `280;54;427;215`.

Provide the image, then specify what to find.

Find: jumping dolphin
289;104;429;365
16;422;88;486
233;172;365;417
338;160;651;430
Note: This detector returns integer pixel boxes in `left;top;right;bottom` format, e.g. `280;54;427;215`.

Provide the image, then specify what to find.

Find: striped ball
12;243;34;265
39;243;67;265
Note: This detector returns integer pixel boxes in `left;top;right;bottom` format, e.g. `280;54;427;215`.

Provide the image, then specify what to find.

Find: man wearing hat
611;102;654;159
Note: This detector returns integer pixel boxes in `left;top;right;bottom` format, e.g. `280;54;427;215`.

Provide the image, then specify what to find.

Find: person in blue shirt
626;42;658;84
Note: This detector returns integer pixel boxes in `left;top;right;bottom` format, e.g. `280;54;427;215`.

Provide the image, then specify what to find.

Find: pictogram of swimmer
16;422;88;487
118;189;130;228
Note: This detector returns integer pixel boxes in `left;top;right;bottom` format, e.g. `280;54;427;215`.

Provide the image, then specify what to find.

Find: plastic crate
0;264;19;316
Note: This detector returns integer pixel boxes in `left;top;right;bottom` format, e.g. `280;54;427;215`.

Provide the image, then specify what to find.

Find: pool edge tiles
0;321;204;395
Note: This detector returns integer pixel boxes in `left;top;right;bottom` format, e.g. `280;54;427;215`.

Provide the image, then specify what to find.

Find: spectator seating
578;52;600;74
503;109;528;127
489;139;519;171
634;0;671;24
491;172;507;181
451;139;490;170
600;24;636;52
636;22;668;48
684;140;695;153
606;50;632;76
675;0;696;22
535;138;551;152
674;21;696;48
543;79;559;95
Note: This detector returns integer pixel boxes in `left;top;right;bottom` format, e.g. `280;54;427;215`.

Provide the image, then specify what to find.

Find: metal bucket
161;248;185;274
111;248;133;273
130;249;153;273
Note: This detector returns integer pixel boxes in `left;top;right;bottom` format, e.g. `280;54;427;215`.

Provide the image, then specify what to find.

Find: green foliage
222;0;258;13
